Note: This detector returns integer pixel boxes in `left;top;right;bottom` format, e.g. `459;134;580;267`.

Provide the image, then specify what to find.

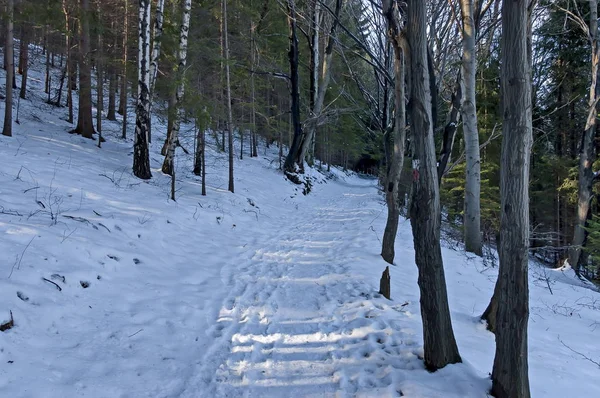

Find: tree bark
107;21;117;121
162;0;192;178
490;1;532;396
460;0;482;255
73;0;95;139
283;0;304;175
569;0;600;275
2;0;13;137
381;0;407;265
407;0;461;371
297;0;343;167
96;3;103;140
148;0;165;143
223;0;235;192
119;0;129;141
19;23;29;100
133;0;152;180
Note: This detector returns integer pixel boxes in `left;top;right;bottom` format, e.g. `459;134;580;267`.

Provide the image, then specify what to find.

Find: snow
0;45;599;398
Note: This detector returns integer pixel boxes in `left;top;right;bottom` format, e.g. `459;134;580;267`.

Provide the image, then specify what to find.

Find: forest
1;0;599;397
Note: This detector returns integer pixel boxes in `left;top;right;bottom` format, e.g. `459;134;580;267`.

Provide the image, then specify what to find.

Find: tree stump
379;266;391;300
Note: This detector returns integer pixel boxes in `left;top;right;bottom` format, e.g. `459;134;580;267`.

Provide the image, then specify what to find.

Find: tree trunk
162;0;191;178
62;0;73;123
119;0;128;141
407;0;461;371
45;48;51;94
162;90;177;156
107;66;117;120
460;0;482;256
283;0;304;175
2;0;13;137
132;0;152;180
148;0;165;143
107;21;117;121
569;0;600;275
224;0;234;193
73;0;95;139
490;1;532;396
96;3;103;140
381;0;407;265
19;23;29;100
297;0;343;167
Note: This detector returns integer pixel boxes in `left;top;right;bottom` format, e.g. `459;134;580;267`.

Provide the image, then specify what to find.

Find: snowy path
181;184;482;398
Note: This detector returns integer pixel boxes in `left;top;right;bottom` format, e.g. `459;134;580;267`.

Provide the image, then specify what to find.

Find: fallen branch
42;277;62;291
559;337;600;368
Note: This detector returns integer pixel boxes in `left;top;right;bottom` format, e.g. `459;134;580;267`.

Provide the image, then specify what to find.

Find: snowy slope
1;46;599;398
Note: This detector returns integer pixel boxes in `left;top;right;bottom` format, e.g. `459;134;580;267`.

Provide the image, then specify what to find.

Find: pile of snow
0;44;598;398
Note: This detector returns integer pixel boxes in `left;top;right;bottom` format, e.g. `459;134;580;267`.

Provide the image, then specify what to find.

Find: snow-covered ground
1;46;599;398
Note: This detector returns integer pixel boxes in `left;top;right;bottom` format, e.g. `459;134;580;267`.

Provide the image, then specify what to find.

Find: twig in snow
369;225;381;244
559;337;600;368
23;185;39;193
61;227;78;243
128;329;144;338
42;277;62;291
97;223;111;233
0;206;23;217
8;236;36;279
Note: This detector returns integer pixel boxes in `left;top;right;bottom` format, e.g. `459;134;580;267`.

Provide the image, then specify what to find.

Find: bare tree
148;0;165;143
162;0;192;181
568;0;600;274
489;1;532;396
224;0;234;193
408;0;462;370
2;0;14;137
460;0;482;255
72;0;95;139
381;0;407;264
133;0;152;180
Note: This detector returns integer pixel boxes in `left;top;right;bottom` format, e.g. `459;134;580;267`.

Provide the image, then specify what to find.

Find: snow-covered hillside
1;47;599;398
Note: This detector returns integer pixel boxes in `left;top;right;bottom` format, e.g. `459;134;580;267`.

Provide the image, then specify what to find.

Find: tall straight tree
569;0;600;274
162;0;192;177
120;0;129;139
133;0;152;180
72;0;95;139
224;0;234;193
490;0;532;396
407;0;461;370
148;0;165;143
381;0;407;265
2;0;14;137
283;0;303;175
460;0;482;255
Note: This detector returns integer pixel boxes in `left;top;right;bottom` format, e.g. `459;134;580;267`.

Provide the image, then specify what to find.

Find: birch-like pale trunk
2;0;13;137
161;0;191;179
224;0;235;193
490;1;532;396
460;0;482;255
147;0;165;143
133;0;152;180
569;0;600;274
407;0;461;370
380;0;407;265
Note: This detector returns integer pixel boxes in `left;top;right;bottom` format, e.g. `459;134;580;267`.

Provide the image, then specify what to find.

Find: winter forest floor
1;48;600;397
